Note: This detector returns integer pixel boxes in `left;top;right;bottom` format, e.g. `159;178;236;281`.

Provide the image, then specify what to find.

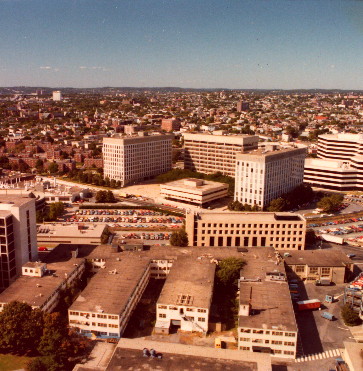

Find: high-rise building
0;196;38;291
52;91;62;101
236;101;249;112
234;146;306;208
161;118;181;132
183;133;259;177
304;133;363;190
103;132;173;187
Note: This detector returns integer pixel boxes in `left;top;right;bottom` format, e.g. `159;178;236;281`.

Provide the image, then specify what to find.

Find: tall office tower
0;196;38;291
52;91;62;101
183;133;259;177
234;146;306;208
236;101;249;112
161;118;181;132
103;132;173;187
305;133;363;191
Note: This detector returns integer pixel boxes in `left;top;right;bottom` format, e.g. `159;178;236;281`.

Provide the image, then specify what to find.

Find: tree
341;304;362;326
216;258;245;287
170;229;188;247
0;301;43;354
267;197;286;212
305;229;317;245
48;162;59;174
317;193;344;213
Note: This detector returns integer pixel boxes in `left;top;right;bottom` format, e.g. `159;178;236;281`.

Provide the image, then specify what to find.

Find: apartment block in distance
238;248;298;359
183;133;259;177
304;133;363;190
0;196;38;290
154;257;215;334
161;118;181;132
103;132;173;187
185;211;306;250
234;146;306;208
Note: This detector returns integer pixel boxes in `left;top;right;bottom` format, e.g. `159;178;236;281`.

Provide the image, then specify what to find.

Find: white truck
321;234;344;245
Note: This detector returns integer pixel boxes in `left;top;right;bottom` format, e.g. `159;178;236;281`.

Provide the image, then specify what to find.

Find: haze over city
0;0;362;89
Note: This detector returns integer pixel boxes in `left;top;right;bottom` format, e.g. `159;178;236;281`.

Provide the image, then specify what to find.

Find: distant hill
0;86;362;95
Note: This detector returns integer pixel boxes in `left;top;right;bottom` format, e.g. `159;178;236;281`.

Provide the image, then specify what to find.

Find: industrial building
282;249;353;284
234;146;306;208
103;132;173;187
160;178;228;207
0;196;38;290
154;257;215;334
68;256;150;339
183;133;259;177
237;248;298;359
185;211;306;250
0;247;85;312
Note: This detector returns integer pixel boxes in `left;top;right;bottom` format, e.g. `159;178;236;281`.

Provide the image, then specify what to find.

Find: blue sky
0;0;362;89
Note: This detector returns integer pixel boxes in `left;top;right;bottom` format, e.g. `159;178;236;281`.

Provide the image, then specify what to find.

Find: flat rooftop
157;256;215;309
237;146;305;158
239;280;297;332
194;211;305;223
69;257;150;315
161;178;228;193
0;195;34;208
0;257;84;308
281;249;352;267
37;224;105;238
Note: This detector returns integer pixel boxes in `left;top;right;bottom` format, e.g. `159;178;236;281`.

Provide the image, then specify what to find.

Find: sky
0;0;362;89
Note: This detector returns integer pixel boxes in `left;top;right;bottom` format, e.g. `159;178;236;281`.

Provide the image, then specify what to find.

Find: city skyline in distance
0;0;362;90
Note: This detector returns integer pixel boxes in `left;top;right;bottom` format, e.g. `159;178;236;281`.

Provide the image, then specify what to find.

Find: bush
170;229;188;247
341;304;362;326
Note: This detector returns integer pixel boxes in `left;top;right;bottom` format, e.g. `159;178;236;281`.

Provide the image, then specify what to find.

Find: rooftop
69;257;150;315
0;195;34;208
239;280;297;332
161;178;228;193
37;223;105;238
0;257;84;308
281;249;352;267
157;257;215;309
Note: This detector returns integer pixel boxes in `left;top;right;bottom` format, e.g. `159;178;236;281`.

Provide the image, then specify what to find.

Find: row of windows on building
240;329;296;336
239;338;295;346
69;311;118;320
239;347;294;355
200;230;303;236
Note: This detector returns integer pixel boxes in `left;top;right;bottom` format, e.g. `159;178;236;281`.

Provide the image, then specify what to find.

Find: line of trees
36;202;65;223
0;301;89;371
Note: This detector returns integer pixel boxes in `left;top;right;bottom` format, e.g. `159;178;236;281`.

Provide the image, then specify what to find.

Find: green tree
305;229;317;245
48;162;59;174
105;190;116;203
267;197;287;212
341;304;362;326
170;229;189;247
216;258;245;287
0;301;43;354
317;193;344;213
96;190;107;203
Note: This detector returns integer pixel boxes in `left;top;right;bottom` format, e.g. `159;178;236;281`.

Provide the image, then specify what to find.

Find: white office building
234;146;306;208
52;91;62;101
304;133;363;190
0;196;38;290
103;133;173;187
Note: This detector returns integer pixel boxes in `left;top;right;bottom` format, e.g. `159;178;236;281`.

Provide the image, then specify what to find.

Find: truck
296;299;321;311
315;279;332;286
321;311;334;321
321;234;344;245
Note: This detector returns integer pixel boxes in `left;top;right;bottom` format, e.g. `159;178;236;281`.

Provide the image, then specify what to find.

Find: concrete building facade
186;211;306;250
234;146;306;208
183;133;259;177
103;133;173;187
0;196;38;290
155;257;215;334
160;178;228;207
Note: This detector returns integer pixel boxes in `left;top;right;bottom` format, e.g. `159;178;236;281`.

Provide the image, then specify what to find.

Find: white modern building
103;133;173;187
0;196;38;290
234;146;306;208
154;257;215;334
304;133;363;190
52;91;62;101
183;133;259;177
160;178;228;207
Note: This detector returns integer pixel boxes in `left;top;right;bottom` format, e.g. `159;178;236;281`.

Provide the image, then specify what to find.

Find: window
158;305;167;309
197;309;206;313
240;328;251;333
285;332;296;337
284;351;295;355
186;308;194;312
240;338;250;342
98;323;108;327
241;346;250;350
274;350;282;354
272;340;282;345
321;267;331;276
295;265;305;273
309;267;318;274
284;342;295;346
159;313;166;318
108;324;118;328
253;329;263;334
252;339;263;343
198;317;206;322
108;315;118;320
272;331;283;336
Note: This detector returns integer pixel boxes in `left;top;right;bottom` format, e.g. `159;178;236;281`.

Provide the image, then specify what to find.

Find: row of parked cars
120;232;170;240
317;224;363;236
308;215;363;228
68;216;183;224
76;209;170;216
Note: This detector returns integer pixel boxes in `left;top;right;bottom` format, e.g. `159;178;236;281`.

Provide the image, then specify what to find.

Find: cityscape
0;1;363;371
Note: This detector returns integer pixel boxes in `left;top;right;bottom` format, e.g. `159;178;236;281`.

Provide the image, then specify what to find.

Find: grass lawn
0;353;32;371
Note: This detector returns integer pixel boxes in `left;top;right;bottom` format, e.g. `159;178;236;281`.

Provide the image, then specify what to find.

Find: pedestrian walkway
295;348;341;362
